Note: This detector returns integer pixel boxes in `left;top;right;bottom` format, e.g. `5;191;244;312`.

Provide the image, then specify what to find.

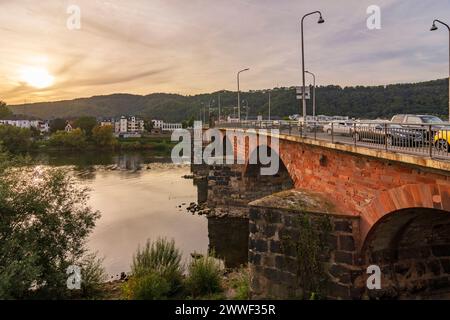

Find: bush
123;272;170;300
230;267;250;300
49;128;87;149
186;256;222;297
0;125;32;153
79;253;107;299
0;165;100;299
131;238;183;295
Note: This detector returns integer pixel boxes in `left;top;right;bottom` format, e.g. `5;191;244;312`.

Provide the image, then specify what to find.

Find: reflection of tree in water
208;217;249;268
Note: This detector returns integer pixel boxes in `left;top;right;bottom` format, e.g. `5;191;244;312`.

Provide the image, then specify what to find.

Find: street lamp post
301;11;324;120
268;90;271;121
431;19;450;121
237;68;250;121
305;71;316;119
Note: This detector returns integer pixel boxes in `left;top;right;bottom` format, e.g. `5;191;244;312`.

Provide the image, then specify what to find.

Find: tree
144;119;154;132
0;125;32;153
92;125;116;147
0;101;13;119
50;118;67;133
0;162;100;299
74;117;97;137
49;128;86;149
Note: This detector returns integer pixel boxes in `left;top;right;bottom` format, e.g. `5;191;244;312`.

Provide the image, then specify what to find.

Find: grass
185;255;223;298
228;267;250;300
123;238;183;299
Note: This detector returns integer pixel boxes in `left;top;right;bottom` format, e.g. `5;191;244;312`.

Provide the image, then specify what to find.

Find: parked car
391;114;444;125
354;123;424;146
391;114;445;143
323;121;354;136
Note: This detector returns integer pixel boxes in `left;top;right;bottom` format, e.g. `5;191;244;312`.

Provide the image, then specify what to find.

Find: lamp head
430;23;438;31
318;16;325;24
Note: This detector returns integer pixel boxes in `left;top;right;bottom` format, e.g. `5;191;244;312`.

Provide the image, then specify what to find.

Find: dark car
354;123;424;146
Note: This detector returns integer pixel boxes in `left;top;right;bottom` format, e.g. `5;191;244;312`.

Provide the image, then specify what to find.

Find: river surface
32;151;248;277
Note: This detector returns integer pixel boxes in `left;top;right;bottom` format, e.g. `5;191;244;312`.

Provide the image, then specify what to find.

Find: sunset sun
20;66;54;89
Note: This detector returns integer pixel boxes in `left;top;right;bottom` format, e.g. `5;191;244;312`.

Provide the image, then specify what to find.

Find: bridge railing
216;120;450;160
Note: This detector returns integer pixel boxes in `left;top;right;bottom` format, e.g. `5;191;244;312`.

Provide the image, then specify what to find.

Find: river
32;151;248;277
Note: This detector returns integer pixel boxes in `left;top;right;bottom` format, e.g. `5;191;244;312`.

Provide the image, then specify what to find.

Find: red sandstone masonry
220;130;450;249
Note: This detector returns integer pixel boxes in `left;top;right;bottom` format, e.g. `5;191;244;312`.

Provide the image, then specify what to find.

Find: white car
323;121;354;136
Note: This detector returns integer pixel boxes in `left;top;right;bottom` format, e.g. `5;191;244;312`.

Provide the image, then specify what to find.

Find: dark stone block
275;255;284;269
264;225;277;238
334;220;353;233
250;253;261;265
327;282;351;299
432;244;450;257
339;235;355;251
329;264;349;279
335;251;354;265
428;260;442;276
279;271;296;284
274;255;297;273
441;259;450;274
263;267;280;281
429;277;450;290
394;263;411;276
254;239;268;252
415;262;426;276
266;211;282;224
249;208;260;221
249;222;257;234
350;287;365;300
270;240;282;254
327;234;338;251
279;227;300;242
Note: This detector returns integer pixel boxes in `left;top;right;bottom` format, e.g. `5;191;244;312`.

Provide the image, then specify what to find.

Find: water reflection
29;151;249;276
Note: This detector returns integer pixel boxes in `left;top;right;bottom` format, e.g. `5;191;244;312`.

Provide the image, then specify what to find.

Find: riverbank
88;267;250;300
32;135;176;154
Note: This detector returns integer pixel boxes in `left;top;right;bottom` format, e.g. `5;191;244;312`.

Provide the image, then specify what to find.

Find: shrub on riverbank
185;256;222;298
0;156;101;299
124;238;184;298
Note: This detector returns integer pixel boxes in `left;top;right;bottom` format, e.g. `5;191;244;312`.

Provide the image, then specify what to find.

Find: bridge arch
361;206;450;299
361;183;450;248
243;144;294;200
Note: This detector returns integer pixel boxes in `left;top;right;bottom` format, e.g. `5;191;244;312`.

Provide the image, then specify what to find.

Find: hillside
9;78;449;121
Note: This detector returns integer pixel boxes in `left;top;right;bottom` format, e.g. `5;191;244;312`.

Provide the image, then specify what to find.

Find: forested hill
10;78;449;121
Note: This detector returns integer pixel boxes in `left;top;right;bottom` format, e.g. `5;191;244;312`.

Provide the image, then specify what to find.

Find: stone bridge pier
201;128;450;300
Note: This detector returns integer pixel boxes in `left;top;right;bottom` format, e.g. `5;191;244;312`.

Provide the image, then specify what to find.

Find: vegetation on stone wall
280;214;332;299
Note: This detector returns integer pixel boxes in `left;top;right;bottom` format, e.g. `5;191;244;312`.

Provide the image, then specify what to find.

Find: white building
162;122;182;131
0;119;49;133
151;119;182;132
100;116;145;136
152;120;164;129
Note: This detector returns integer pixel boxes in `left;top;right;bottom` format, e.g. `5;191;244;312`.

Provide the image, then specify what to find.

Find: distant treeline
10;78;449;121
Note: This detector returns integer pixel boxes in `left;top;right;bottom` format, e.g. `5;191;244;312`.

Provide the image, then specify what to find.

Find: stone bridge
202;127;450;299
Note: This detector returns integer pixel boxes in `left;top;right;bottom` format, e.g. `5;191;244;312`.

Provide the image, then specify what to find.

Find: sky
0;0;449;104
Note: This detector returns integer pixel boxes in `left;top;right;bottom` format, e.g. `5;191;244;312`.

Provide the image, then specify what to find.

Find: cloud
0;0;449;104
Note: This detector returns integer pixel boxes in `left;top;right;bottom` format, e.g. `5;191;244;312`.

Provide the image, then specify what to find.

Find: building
100;116;145;136
152;120;164;129
161;122;182;132
151;119;182;132
65;122;73;132
0;119;49;133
